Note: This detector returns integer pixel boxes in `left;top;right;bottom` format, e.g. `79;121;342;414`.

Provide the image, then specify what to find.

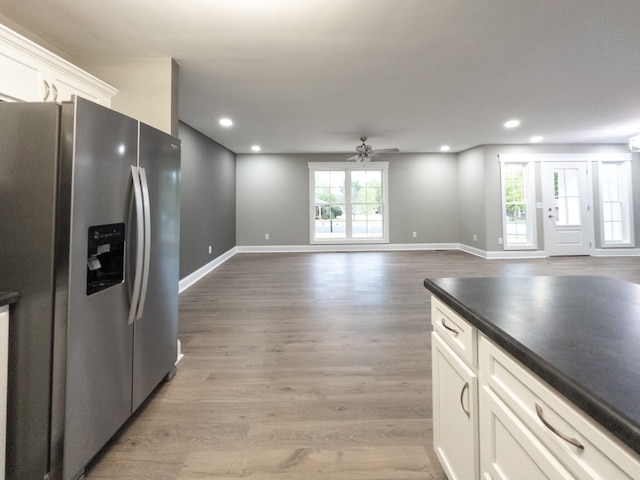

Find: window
308;162;389;243
598;160;634;247
500;160;536;249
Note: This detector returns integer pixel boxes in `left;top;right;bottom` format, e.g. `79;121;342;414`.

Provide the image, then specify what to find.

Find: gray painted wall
236;153;460;246
236;153;311;246
457;148;486;249
178;122;236;278
388;153;459;244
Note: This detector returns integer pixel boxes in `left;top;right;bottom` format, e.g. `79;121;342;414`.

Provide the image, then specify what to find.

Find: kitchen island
424;275;639;479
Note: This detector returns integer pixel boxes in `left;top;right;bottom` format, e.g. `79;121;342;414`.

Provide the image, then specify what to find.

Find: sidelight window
598;160;634;247
500;160;536;249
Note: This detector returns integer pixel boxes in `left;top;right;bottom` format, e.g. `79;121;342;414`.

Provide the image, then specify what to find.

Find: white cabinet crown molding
0;23;117;102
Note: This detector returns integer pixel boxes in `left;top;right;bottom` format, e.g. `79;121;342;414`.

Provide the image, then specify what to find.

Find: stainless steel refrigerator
0;97;181;480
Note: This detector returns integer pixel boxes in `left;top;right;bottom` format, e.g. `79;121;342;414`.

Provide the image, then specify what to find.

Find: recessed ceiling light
440;145;451;152
504;119;520;129
530;135;544;143
251;145;261;152
219;118;233;127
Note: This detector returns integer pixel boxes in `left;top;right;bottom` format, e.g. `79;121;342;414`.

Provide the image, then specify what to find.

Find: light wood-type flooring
86;251;640;479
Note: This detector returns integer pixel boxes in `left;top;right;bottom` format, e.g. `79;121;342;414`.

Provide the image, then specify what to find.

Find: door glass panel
566;197;581;224
554;167;581;226
564;169;579;196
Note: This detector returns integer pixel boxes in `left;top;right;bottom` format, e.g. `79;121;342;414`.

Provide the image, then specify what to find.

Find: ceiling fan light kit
347;136;399;162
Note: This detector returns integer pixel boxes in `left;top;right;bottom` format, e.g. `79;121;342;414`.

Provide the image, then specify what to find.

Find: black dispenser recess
87;223;125;295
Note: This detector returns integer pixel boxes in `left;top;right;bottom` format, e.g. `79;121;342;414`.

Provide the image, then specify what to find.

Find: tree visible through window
309;162;389;243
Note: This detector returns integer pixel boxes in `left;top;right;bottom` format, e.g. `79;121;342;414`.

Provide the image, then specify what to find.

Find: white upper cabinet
0;24;117;105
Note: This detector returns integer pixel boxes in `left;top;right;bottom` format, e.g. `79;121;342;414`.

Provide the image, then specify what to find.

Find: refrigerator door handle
128;165;145;325
136;166;151;320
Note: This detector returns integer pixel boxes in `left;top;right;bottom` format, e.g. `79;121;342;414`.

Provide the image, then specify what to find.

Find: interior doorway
541;161;594;256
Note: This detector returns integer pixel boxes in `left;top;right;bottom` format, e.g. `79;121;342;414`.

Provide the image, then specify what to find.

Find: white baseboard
175;339;184;365
178;246;238;293
592;247;640;256
460;243;547;259
235;242;460;254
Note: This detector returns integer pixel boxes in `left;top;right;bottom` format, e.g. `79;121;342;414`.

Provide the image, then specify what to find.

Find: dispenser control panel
87;223;125;295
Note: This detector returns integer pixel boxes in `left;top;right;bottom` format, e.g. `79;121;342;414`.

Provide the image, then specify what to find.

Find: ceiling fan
347;137;399;162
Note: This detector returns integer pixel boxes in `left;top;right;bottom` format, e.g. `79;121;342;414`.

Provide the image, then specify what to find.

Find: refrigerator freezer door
132;123;180;411
53;98;139;480
0;102;60;480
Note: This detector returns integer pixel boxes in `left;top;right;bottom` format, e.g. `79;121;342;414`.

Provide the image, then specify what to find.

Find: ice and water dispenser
87;223;125;295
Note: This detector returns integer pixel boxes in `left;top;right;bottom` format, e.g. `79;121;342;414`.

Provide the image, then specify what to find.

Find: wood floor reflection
86;251;640;479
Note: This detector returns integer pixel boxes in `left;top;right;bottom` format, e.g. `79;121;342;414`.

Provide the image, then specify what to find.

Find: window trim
499;158;537;250
308;162;389;244
598;159;635;248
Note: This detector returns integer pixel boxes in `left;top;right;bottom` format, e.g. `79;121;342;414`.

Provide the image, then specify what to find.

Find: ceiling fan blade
346;154;361;161
371;148;400;153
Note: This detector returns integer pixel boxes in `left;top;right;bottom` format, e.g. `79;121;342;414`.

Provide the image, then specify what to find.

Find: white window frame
598;158;634;247
308;162;389;244
499;158;537;250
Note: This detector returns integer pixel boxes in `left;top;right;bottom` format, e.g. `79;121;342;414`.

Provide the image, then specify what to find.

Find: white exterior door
542;162;593;256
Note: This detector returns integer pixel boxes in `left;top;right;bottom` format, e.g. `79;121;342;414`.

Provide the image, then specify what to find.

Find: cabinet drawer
479;334;640;479
431;296;477;367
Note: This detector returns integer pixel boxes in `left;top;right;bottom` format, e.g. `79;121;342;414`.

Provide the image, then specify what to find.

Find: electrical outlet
412;231;417;238
473;234;477;242
265;233;270;240
498;237;503;245
208;245;212;254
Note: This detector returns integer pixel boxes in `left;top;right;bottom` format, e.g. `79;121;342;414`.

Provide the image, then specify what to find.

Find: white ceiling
1;0;639;155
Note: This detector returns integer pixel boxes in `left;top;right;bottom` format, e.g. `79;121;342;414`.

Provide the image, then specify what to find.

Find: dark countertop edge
0;291;19;307
423;278;640;456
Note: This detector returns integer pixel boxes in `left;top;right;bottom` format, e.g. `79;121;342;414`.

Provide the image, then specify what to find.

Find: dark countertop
423;275;640;455
0;291;19;307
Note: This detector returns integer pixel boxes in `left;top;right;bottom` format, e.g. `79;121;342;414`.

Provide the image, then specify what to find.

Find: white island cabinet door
432;331;479;480
479;382;574;480
0;304;9;480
